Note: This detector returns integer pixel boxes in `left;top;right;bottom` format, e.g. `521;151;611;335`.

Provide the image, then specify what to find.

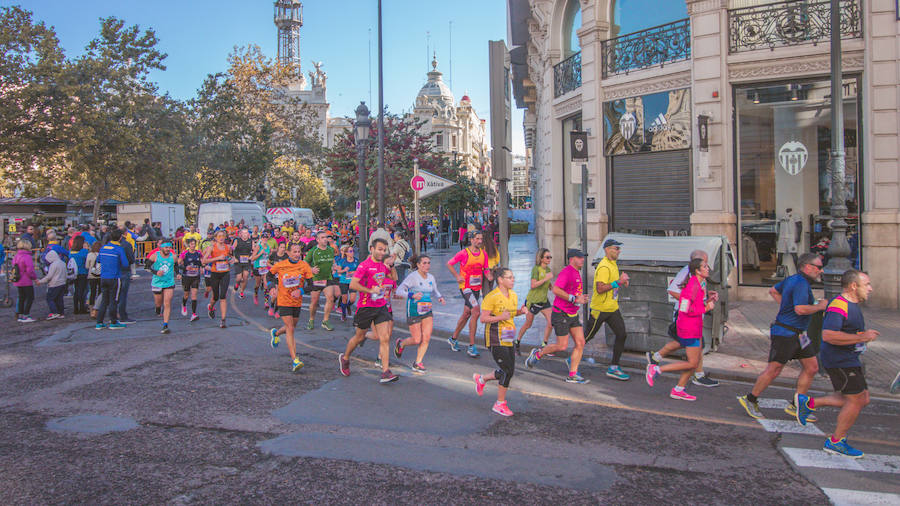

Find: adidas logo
648;113;671;133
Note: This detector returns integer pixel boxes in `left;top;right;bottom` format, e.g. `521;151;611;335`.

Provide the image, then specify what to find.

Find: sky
8;0;525;155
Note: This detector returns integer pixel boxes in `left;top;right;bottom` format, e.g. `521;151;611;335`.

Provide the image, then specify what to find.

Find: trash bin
591;233;735;354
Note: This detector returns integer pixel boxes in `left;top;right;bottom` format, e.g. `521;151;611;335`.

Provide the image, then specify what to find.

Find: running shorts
528;301;551;314
407;312;433;325
768;334;816;364
279;305;302;319
354;306;392;329
233;263;251;275
826;367;867;395
307;279;338;292
151;285;175;293
182;276;200;291
339;282;351;295
460;288;481;309
551;310;581;337
209;271;230;301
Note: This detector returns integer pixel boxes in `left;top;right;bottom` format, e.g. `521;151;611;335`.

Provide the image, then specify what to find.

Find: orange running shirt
210;243;232;273
270;258;313;307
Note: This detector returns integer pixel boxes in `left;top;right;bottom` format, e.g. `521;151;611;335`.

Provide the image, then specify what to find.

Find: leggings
88;278;100;306
74;274;88;312
16;285;34;316
209;271;230;302
585;309;627;365
491;346;515;388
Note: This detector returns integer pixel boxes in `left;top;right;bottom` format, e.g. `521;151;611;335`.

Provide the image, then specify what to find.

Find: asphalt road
1;276;898;505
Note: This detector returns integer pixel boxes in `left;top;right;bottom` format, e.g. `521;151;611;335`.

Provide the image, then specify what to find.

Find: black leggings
88;278;100;306
491;346;515;388
16;285;34;316
209;271;230;302
585;309;627;365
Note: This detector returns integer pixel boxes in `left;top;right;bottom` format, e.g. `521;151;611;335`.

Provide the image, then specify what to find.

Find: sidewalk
419;234;899;398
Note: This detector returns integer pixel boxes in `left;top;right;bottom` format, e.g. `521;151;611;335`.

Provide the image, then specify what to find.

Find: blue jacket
98;242;129;279
119;240;135;273
71;249;89;275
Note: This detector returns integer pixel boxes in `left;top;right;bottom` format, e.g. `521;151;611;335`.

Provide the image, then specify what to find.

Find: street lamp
355;101;372;251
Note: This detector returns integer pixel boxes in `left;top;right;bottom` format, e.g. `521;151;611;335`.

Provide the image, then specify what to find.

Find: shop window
563;0;581;57
735;78;860;286
610;0;687;38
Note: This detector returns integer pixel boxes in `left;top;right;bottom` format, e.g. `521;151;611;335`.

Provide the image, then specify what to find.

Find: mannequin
773;208;801;278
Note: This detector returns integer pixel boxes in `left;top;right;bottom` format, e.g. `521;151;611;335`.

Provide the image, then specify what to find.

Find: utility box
116;202;185;238
591;233;735;354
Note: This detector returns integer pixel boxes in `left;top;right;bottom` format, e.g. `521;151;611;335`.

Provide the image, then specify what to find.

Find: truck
265;207;316;228
116;202;185;238
198;201;266;231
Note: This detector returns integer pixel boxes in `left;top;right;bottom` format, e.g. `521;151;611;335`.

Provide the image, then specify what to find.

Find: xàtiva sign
413;170;456;198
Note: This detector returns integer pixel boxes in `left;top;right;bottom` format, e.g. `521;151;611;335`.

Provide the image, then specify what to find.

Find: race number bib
239;255;249;263
257;258;268;268
500;328;516;344
799;332;811;349
185;266;199;277
283;275;301;288
215;261;228;272
258;267;269;275
159;264;170;275
468;275;482;287
416;301;432;314
313;279;327;287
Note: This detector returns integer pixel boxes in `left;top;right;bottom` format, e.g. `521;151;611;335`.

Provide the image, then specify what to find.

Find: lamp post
355;101;372;252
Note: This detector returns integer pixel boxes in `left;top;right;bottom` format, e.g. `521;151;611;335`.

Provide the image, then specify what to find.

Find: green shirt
525;265;552;305
305;246;336;281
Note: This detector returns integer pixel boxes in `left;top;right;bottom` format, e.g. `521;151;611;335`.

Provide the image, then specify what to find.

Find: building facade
511;154;532;207
509;0;900;307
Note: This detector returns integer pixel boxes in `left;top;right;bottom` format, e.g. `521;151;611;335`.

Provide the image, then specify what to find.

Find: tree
267;156;331;217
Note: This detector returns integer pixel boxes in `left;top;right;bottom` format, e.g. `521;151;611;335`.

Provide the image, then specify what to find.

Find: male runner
583;239;631;380
182;225;202;250
305;230;339;331
447;230;491;357
796;269;877;458
738;253;827;419
339;238;398;383
526;249;589;383
269;242;314;372
177;237;203;321
146;241;176;334
232;228;253;298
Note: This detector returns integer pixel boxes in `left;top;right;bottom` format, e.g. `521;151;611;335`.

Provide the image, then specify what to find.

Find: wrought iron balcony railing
601;18;691;79
553;51;581;98
729;0;861;53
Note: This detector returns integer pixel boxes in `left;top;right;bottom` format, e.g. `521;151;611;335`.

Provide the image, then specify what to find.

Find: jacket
86;251;100;279
119;240;135;273
98;241;129;279
13;249;37;287
37;250;67;288
71;249;89;276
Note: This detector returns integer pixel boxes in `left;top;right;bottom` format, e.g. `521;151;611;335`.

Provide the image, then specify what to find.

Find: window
610;0;687;37
563;0;581;57
435;133;443;148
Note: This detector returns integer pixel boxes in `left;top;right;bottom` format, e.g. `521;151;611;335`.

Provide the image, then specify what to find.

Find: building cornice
728;52;865;83
601;71;692;101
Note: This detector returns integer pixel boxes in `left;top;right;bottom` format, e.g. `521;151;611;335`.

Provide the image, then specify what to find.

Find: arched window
611;0;687;37
562;0;581;57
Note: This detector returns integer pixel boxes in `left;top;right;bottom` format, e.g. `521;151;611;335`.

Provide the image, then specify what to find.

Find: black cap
567;248;585;259
603;238;623;249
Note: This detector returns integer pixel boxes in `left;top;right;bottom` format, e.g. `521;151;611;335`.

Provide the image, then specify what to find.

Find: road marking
822;488;900;505
757;419;824;435
783;447;900;474
758;398;790;409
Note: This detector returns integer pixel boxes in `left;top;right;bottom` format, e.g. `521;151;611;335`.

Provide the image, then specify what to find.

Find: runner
393;254;445;373
737;253;827;419
232;228;253;299
525;249;589;383
177;237;203;322
250;234;270;305
514;248;554;356
795;269;877;458
202;230;233;328
268;242;314;372
181;225;202;250
646;249;720;387
645;257;718;400
147;241;176;334
473;266;527;416
583;239;631;381
200;231;214;300
304;230;339;331
447;230;491;357
374;252;398;367
338;238;398;383
334;245;359;322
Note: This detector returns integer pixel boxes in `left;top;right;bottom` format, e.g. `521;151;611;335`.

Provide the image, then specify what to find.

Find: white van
116;202;185;238
266;207;316;228
198;201;266;231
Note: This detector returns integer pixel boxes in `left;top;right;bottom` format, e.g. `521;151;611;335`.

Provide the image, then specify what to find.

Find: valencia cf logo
778;141;808;176
619;112;636;141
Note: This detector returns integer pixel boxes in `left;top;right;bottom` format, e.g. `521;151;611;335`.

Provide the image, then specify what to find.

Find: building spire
432;52;438;71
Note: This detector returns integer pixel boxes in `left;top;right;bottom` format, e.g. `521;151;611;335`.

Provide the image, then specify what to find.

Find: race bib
239;255;249;263
313;279;327;287
371;287;385;300
416;301;432;314
854;342;867;353
152;286;162;293
799;332;811;349
679;299;690;313
203;267;211;277
215;261;228;271
258;267;269;275
468;275;482;287
258;258;268;267
159;264;170;275
500;328;516;344
283;275;301;288
185;266;199;277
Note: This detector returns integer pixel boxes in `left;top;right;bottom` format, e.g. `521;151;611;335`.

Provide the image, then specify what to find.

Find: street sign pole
413;159;421;258
571;130;589;319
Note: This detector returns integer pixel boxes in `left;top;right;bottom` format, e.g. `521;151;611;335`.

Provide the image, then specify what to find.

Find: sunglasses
543;255;552;259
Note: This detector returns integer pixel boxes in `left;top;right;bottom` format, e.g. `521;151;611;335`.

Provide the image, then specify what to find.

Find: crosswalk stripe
758;398;790;409
783;447;900;474
757;419;824;435
822;488;900;505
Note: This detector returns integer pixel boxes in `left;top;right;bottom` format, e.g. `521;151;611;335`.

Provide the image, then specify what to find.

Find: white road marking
758;398;790;409
783;447;900;474
757;419;824;435
822;488;900;505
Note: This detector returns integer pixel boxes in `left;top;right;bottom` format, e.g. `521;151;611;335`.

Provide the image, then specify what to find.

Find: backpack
10;262;21;283
66;257;77;280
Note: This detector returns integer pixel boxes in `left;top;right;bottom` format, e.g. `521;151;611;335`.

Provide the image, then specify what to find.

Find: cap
603;238;623;249
567;248;585;259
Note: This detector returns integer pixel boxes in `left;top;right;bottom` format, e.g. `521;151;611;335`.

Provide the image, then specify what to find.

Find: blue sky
8;0;524;154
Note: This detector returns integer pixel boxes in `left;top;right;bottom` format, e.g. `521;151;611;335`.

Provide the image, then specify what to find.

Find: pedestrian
231;228;253;299
646;249;720;387
268;242;314;372
795;269;876;459
525;249;589;383
515;248;554;356
645;257;718;400
86;241;102;318
447;230;491;357
95;229;129;329
473;266;527;416
393;254;445;373
20;225;37;250
70;236;89;314
737;253;827;420
267;241;288;318
36;250;67;320
13;239;38;322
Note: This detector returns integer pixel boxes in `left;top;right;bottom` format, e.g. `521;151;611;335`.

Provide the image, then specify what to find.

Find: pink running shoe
473;373;485;396
669;388;696;401
253;295;259;305
646;364;660;387
339;353;350;376
267;308;274;317
181;305;188;316
492;401;513;416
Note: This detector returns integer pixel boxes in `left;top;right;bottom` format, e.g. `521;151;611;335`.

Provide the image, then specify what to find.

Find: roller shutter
610;149;691;234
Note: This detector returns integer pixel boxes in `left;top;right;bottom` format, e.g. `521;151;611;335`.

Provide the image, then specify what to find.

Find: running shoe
374;354;382;368
19;316;36;323
190;313;199;322
564;357;580;375
321;320;334;331
267;308;275;317
160;325;170;335
253;295;259;305
606;366;630;381
306;319;314;330
339;352;350;376
394;338;404;359
514;340;521;356
472;373;486;395
181;305;188;316
46;313;60;320
273;311;280;319
645;364;660;387
94;323;106;330
670;388;697;401
566;373;589;384
108;322;126;330
208;304;215;319
492;401;513;417
239;292;245;299
692;373;719;387
447;337;460;352
823;437;864;459
737;395;764;419
645;351;660;366
467;345;480;358
411;363;426;374
269;328;280;349
219;320;227;329
234;282;239;291
119;318;135;324
380;370;399;383
785;401;818;423
794;393;815;426
291;358;304;372
525;348;540;368
892;371;900;395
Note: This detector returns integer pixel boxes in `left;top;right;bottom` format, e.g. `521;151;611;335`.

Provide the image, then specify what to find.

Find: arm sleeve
395;276;413;299
668;267;688;293
773;280;784;295
302;263;313;279
432;274;443;300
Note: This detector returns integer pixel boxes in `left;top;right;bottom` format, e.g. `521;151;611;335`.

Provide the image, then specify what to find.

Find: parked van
116;202;185;238
198;201;265;231
266;207;316;228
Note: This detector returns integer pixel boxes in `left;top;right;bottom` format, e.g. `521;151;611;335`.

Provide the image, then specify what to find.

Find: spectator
86;241;102;317
115;225;136;323
95;229;129;329
41;229;69;271
36;249;67;319
20;225;37;250
70;236;89;314
13;239;38;322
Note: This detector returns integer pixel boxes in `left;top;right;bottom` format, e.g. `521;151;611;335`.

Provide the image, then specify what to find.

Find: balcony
728;0;861;53
553;51;581;98
601;18;691;79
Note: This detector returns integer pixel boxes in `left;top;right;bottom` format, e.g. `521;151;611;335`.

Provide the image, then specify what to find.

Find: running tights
585;310;627;365
209;272;230;302
491;346;515;388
